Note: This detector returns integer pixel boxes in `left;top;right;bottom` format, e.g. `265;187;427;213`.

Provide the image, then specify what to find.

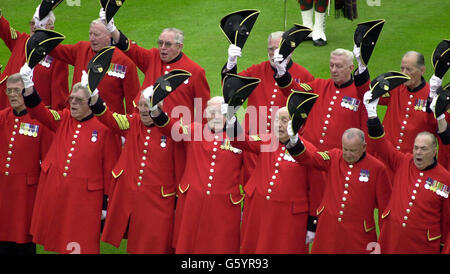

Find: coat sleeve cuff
438;124;450;145
286;139;306;157
307;215;318;232
274;71;292;88
89;96;107;116
23;88;42;108
151;109;170;127
367;117;385;139
354;67;370;87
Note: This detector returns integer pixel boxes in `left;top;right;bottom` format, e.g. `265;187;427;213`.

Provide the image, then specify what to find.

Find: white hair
331;48;354;65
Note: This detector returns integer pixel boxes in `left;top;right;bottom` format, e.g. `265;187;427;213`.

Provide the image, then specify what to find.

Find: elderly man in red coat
0;73;53;254
224;107;318;254
149;96;244;254
88;89;177;254
364;90;450;254
0;6;68;110
20;64;121;254
375;51;438;154
105;12;212;248
48;17;140;115
286;126;392;253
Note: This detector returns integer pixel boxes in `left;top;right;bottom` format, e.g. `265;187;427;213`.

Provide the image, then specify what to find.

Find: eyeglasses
29;20;54;29
68;95;88;104
5;88;22;95
157;40;178;48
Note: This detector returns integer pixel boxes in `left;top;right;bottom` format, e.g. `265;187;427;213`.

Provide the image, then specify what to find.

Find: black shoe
313;38;327;46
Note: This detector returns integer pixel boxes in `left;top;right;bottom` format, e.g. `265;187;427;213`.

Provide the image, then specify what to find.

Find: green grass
1;0;448;254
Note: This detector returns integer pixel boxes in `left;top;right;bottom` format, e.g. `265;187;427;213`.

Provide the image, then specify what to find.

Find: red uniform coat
225;61;316;219
0;108;52;243
155;117;244;254
95;109;177;254
378;81;437;153
124;42;212;239
0;16;69;110
126;44;211;124
437;112;450;170
370;132;450;254
227;61;314;135
292;147;392;254
27;98;121;254
277;71;370;220
230;135;316;254
50;42;140;114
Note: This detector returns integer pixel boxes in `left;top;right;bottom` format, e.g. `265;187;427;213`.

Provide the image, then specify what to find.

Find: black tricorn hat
220;9;260;49
435;82;450;118
287;90;319;133
222;74;260;114
149;69;192;107
368;71;410;103
87;46;115;94
354;19;385;66
431;39;450;79
38;0;63;20
26;29;65;68
100;0;125;23
278;24;312;58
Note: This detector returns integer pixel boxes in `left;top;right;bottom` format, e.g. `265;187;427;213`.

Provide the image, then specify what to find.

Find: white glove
32;5;54;29
430;95;445;121
353;44;366;74
226;44;241;70
363;90;379;118
142;85;159;111
429;74;442;98
80;70;99;97
101;210;107;221
287;120;299;144
305;230;316;245
99;8;116;33
81;70;88;88
19;63;34;88
273;48;289;78
221;102;236;125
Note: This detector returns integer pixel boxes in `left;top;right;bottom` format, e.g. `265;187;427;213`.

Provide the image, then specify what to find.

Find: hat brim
435;83;450;118
100;0;125;23
26;29;65;68
354;19;385;67
369;71;410;103
287;90;319;133
222;73;260;115
87;46;115;93
278;24;312;58
433;47;450;79
150;69;192;108
38;0;63;20
219;9;260;49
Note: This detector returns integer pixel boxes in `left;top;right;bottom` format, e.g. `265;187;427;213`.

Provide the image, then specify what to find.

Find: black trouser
0;241;36;254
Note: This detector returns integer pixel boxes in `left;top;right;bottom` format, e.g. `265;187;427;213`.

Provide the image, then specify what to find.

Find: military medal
359;169;369;182
19;122;25;135
160;136;167;148
91;130;98;142
341;96;347;108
